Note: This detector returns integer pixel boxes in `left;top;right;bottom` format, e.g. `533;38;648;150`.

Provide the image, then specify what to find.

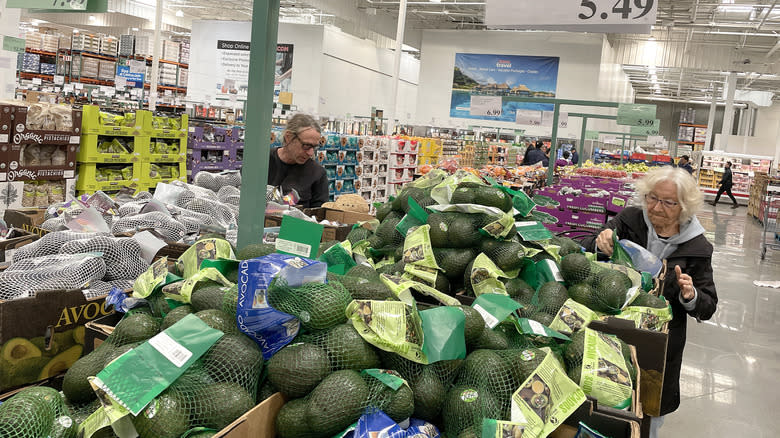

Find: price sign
630;119;660;136
7;0;88;10
516;109;543;126
2;36;25;54
53;75;65;85
32;77;42;85
115;76;127;89
617;103;657;126
486;0;657;33
542;111;569;129
63;84;73;92
470;96;503;117
74;83;83;90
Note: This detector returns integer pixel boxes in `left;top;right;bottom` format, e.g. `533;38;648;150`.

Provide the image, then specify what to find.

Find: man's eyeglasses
293;134;319;151
645;193;679;209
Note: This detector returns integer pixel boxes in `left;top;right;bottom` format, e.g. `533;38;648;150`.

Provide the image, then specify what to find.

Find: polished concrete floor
662;204;780;436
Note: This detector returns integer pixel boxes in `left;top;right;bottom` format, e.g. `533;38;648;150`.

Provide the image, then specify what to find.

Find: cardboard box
0;289;113;391
550;399;640;438
589;317;668;417
3;207;47;228
303;207;375;242
214;392;284;437
0;228;38;262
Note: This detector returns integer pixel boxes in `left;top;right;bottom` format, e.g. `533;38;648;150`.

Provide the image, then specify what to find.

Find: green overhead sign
630;119;661;136
7;0;88;9
2;36;25;54
617;103;657;127
585;130;600;140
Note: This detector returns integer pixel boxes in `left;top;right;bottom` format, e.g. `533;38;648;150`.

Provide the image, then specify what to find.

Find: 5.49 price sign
486;0;658;34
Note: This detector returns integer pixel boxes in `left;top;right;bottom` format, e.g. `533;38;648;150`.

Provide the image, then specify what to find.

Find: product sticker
509;350;587;437
275;238;311;258
148;331;193;367
347;299;428;364
550;299;602;335
468;253;510;296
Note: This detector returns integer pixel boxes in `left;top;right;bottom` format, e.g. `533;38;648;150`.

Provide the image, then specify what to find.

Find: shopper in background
710;161;738;209
677;155;694;174
581;167;718;438
522;141;534;165
525;140;547;166
555;151;571;169
268;113;329;208
571;148;579;165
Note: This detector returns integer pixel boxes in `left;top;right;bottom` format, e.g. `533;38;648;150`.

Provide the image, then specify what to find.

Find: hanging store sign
7;0;88;9
617;103;657;126
470;95;503;117
542;111;569;129
2;36;25;54
116;66;145;88
516;110;543;126
486;0;657;34
630;119;660;136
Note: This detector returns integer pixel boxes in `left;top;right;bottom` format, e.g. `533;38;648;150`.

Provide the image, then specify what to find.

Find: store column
0;1;22;100
704;88;717;151
720;72;737;151
386;0;408;136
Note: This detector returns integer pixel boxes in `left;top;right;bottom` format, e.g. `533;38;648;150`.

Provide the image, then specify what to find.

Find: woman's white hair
635;166;704;224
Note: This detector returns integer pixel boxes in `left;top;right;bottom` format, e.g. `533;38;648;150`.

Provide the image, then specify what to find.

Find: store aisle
662;206;780;436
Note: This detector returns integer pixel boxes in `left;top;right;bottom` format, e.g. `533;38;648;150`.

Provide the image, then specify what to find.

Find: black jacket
581;207;718;416
522;146;534;165
719;167;733;189
268;148;329;208
526;147;547;166
571;150;579;165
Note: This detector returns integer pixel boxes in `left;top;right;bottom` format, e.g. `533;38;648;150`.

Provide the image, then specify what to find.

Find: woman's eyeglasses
645;193;679;209
294;134;319;151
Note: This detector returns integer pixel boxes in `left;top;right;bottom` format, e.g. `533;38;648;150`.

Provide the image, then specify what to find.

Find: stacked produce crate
76;106;187;195
315;135;363;202
417;138;442;168
359;136;388;204
99;36;118;57
749;172;770;220
387;137;418;196
487;143;508;166
535;176;632;233
187;123;243;182
0;103;80;209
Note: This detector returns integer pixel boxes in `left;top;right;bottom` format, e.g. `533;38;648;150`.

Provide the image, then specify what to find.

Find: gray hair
635;166;703;224
283;113;322;141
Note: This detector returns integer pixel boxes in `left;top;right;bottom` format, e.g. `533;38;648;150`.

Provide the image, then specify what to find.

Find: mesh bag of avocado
346;226;373;245
297;323;381;372
451;183;513;213
276;369;415;438
562;328;634;409
0;253;108;300
427;212;483;249
332;265;396;301
131;332;264;435
469;320;533;352
585;268;633;314
433;247;477;284
266;278;352;331
479;239;525;273
0;386;78;438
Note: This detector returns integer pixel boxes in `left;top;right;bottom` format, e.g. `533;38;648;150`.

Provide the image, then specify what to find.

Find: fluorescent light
430;0;442;2
88;15;96;21
649;36;656;41
132;27;140;31
176;9;184;17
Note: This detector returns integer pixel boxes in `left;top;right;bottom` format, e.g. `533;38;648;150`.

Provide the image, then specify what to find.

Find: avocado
62;348;108;403
346;227;372;245
379;383;414;422
194;309;240;335
161;304;194;330
631;290;667;309
236;243;276;260
558;237;582;256
256;379;277;403
0;357;48;389
485;240;525;272
102;343;140;368
72;326;86;345
276;398;315;438
411;368;446;421
196;382;255;430
504;348;547;385
448;215;482;248
375;202;394;222
375;217;403;247
0;391;56;437
537;281;569;314
20;386;77;438
306;370;369;437
427;213;450;248
38;345;84;381
132;392;189;438
269;281;352;331
110;312;160;346
561;253;592;284
505;278;535;302
473;186;512;212
450;186;477;205
267;343;330;399
322;323;381;371
568;283;595;308
458;305;486;346
470;326;510;351
203;334;264;384
442;385;502;437
459;349;514;403
191;285;231;312
1;338;42;364
434;247;477;282
591;270;631;312
563;330;586;368
528;311;555;327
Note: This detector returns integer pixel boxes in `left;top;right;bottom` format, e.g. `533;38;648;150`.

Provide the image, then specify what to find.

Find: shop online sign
116;66;145;88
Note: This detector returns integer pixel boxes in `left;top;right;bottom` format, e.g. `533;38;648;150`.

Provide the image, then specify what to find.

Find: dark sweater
268;148;329;208
719;167;733;188
581;207;718;416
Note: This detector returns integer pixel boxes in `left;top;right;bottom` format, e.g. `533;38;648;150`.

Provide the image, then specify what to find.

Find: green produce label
550;299;601;335
616;303;673;331
164;267;233;303
430;170;483;204
482;419;529;438
176;238;235;279
510;350;586;437
402;224;440;270
469;253;510;296
133;257;170;298
362;368;406;390
580;328;633;409
461;388;479;402
472;293;522;329
382;273;460;306
346;299;428;364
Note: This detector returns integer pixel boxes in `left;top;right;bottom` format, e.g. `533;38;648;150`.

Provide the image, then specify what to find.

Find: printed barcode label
70;136;80;144
276;239;311;257
0;134;8;143
548;262;564;282
515;221;537;227
149;332;192;368
473;304;499;329
528;319;547;336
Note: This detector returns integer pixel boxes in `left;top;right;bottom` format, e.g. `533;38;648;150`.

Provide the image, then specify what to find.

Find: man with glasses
268;113;329;208
581;167;717;438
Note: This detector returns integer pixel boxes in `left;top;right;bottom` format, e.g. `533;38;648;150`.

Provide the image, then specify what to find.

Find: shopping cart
760;182;780;260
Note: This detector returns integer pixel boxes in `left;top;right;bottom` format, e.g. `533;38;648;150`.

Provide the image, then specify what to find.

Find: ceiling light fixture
649;36;656;41
132;27;139;31
430;0;442;3
88;15;96;21
176;9;184;17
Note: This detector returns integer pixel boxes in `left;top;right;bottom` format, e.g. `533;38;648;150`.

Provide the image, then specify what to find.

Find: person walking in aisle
571;148;579;165
710;161;738;209
677;155;694;174
268;113;329;208
581;167;718;438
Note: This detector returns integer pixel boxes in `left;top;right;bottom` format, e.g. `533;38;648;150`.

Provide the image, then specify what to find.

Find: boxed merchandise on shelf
134;35;151;57
179;41;190;64
24;32;43;50
163;40;181;62
77;134;142;163
188;148;231;169
41;34;60;53
77;55;100;78
2;179;75;209
99;36;118;56
21;53;40;73
39;63;56;75
81;105;142;136
139;161;187;187
75;162;141;192
71;34;101;53
119;34;135;56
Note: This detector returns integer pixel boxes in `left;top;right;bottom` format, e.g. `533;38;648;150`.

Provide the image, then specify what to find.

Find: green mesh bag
443;348;549;436
336;272;395;301
433;247;478;283
374;216;405;248
267;278;352;331
427;212;483;249
0;386;77;438
479;239;525;273
346;226;373;245
267;342;331;399
533;281;569;316
191;283;239;316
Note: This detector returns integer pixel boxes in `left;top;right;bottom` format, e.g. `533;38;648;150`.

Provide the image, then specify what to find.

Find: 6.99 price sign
486;0;658;34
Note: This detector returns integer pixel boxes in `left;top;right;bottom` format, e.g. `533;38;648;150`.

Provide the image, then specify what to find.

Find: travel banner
450;53;559;123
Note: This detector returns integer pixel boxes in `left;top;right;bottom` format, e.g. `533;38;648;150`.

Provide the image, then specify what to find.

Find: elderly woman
581;167;718;437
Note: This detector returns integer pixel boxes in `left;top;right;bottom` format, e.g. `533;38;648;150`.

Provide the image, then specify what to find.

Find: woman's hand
595;229;614;256
675;265;696;301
